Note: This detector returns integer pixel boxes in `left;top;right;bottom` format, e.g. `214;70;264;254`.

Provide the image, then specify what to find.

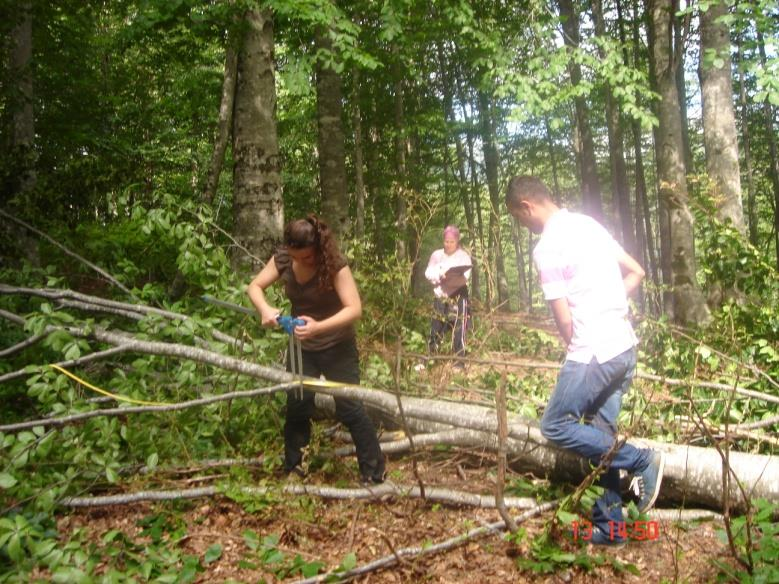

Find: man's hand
549;297;573;346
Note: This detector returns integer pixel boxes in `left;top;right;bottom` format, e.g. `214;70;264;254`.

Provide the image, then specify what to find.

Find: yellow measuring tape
49;364;348;407
49;364;171;406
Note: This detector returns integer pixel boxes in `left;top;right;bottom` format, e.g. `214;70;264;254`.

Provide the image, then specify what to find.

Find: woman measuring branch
247;215;385;484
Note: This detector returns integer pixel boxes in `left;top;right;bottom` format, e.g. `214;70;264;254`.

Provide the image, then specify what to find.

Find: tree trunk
3;0;39;265
699;0;745;234
510;219;529;310
558;0;604;222
438;46;481;300
392;53;408;261
459;86;488;308
756;30;779;270
203;42;237;206
736;41;757;246
315;27;349;238
231;9;283;271
478;91;510;311
649;0;711;326
9;0;36;197
592;0;637;258
544;117;562;201
625;0;658;289
673;1;694;175
352;69;367;241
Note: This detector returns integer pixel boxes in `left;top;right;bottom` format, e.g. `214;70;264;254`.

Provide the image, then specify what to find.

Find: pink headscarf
443;225;460;243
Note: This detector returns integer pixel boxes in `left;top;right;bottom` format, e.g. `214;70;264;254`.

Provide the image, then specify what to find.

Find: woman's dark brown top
273;247;356;351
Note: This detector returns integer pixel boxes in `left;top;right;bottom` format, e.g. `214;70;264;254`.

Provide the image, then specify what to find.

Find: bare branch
0;285;240;345
0;332;46;357
295;501;559;584
393;350;779;405
0;209;136;298
61;482;542;510
495;371;518;532
0;382;297;432
0;346;129;385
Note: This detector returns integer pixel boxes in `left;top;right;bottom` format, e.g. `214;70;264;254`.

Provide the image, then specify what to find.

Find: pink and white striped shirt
533;209;636;364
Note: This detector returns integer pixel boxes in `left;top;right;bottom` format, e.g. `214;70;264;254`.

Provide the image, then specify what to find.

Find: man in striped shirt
506;175;665;545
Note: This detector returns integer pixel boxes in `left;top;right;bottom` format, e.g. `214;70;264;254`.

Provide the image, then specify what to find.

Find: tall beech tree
203;41;237;206
315;26;349;237
650;0;711;325
478;90;510;310
232;8;283;270
592;0;636;259
558;0;604;222
700;0;745;234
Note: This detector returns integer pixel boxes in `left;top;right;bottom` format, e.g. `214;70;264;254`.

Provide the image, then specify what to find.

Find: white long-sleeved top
424;248;472;298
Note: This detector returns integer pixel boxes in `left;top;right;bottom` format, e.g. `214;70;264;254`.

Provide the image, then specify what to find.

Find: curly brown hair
283;214;342;291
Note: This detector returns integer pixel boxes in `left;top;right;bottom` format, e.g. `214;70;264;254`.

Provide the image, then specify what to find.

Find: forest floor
59;453;734;583
53;311;737;582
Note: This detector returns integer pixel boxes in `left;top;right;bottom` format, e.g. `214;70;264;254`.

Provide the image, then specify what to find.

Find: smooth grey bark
543;117;562;203
352;69;367;240
673;1;694;175
203;42;237;206
392;46;408;261
646;0;675;317
4;1;39;266
315;27;349;238
231;9;283;271
699;0;745;234
618;0;657;306
649;0;711;326
9;0;36;196
756;30;779;270
592;0;637;259
477;91;509;310
558;0;604;221
510;219;529;311
736;41;757;246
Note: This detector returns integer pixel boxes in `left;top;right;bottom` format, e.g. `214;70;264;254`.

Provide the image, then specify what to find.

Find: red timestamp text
571;520;660;542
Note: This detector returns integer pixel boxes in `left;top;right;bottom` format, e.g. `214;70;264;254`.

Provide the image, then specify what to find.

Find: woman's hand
293;315;320;340
260;307;280;328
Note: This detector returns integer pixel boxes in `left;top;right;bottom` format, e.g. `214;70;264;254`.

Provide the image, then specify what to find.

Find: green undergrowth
1;195;778;581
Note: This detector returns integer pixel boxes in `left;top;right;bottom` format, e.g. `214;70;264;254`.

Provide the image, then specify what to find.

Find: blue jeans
540;347;649;538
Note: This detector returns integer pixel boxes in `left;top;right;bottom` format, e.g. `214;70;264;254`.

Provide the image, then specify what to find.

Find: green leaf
0;472;18;489
146;452;159;470
555;510;578;526
339;552;357;571
204;543;222;564
7;533;23;563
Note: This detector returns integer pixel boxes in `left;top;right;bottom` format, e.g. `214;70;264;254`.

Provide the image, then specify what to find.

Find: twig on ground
60;482;541;510
495;370;518;532
293;501;559;584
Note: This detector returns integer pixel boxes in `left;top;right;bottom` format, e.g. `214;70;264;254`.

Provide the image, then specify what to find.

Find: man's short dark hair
505;175;552;207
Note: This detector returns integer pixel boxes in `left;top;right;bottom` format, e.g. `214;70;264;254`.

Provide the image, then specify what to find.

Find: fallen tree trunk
2;309;777;511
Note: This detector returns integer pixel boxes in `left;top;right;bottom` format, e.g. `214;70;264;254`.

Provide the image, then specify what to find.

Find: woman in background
423;225;472;360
